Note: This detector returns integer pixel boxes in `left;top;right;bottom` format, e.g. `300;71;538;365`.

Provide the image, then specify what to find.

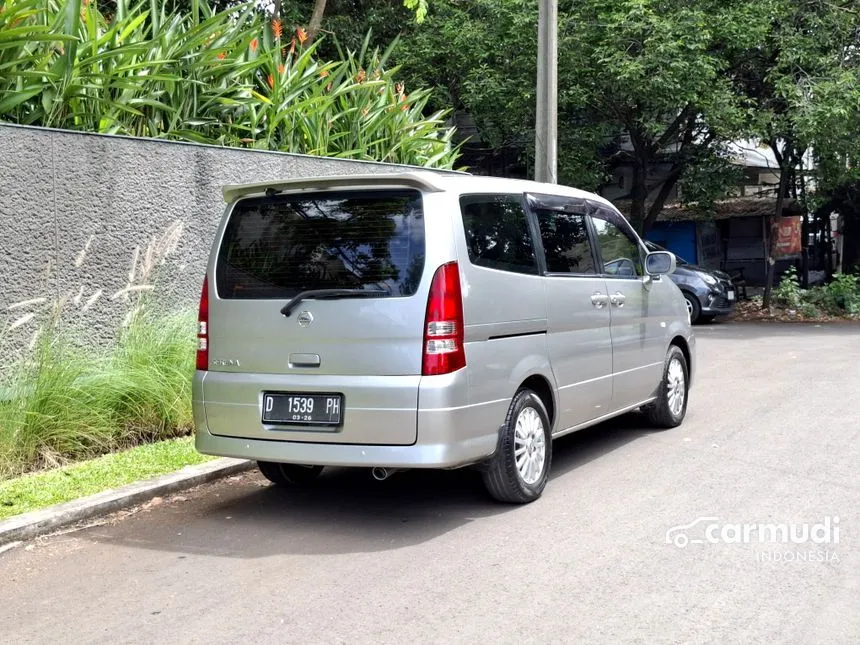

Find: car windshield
647;241;689;265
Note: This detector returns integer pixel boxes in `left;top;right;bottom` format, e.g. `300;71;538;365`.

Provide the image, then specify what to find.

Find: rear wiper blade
280;289;389;317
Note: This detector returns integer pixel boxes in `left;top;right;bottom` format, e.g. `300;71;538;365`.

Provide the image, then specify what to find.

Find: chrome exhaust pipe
371;467;399;481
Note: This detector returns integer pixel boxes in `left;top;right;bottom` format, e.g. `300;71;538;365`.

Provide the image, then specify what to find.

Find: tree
558;0;781;234
385;0;768;231
725;0;860;303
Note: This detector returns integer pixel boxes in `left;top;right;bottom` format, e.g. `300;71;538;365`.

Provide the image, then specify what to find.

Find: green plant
0;303;197;479
104;305;196;443
0;315;115;477
0;0;459;167
800;302;820;318
825;273;860;315
774;266;803;309
0;435;212;519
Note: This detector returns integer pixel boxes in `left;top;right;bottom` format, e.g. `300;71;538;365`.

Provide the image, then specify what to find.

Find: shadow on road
85;413;656;559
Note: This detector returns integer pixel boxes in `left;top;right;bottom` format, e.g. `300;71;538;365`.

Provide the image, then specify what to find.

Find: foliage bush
0;0;459;168
773;266;803;310
0;305;195;479
773;267;860;317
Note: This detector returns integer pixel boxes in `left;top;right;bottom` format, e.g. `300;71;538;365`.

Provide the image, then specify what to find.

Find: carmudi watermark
665;516;841;563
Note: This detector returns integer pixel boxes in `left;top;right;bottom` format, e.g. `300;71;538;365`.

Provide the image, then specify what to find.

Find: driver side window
590;214;644;278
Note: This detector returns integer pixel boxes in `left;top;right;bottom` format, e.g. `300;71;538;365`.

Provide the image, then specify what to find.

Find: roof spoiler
222;172;452;203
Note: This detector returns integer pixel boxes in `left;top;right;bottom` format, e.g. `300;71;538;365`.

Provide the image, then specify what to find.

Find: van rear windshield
215;189;425;299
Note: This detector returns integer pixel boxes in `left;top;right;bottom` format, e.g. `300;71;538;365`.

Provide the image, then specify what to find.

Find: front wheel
258;462;324;486
643;345;689;429
684;293;701;324
482;388;552;504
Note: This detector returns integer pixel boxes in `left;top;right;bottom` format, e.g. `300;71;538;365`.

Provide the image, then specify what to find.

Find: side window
591;214;644;277
460;195;539;275
534;209;596;274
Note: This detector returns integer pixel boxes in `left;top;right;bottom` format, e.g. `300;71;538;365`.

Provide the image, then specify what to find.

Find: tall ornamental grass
0;0;460;167
0;305;196;479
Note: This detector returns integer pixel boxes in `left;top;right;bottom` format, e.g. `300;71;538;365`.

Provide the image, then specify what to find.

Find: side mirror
645;250;676;276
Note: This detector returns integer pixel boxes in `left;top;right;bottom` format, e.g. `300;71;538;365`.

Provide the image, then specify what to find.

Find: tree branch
654;105;694;152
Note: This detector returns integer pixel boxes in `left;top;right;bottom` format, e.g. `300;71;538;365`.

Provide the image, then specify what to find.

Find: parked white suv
193;172;695;503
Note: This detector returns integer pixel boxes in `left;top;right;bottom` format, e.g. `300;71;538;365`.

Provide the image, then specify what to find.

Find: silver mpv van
193;172;695;503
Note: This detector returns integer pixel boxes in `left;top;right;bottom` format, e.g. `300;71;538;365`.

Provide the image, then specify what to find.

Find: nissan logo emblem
296;311;314;327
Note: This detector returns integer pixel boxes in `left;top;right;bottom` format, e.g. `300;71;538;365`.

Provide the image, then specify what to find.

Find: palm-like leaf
0;0;459;168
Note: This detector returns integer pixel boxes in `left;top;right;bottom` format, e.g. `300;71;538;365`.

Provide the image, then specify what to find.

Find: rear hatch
202;186;430;445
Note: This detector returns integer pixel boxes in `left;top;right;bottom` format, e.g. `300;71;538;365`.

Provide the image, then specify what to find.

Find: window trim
458;192;542;277
523;192;602;278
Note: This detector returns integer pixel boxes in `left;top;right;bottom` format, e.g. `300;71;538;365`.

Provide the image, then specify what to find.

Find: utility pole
535;0;558;184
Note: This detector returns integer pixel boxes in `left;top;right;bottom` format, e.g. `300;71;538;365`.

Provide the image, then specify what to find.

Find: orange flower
289;38;296;55
320;69;329;78
355;68;367;83
278;64;285;74
267;74;274;88
296;27;308;44
250;38;259;53
217;52;227;60
401;104;409;111
272;19;283;40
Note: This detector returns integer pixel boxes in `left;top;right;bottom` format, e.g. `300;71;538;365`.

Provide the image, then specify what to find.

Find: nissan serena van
193;172;695;503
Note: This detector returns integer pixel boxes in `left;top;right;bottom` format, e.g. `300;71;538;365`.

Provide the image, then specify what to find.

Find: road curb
0;457;254;547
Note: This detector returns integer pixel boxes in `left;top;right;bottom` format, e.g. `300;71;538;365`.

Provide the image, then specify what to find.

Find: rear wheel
482;388;552;504
258;462;324;486
644;345;689;429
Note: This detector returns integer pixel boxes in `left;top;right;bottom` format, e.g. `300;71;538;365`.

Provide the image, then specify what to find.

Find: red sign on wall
772;216;802;258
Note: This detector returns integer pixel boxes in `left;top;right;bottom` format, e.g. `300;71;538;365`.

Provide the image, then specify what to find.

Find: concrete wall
0;124;455;362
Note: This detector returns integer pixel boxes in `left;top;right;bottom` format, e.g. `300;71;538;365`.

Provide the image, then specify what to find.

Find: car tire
258;462;324;486
683;293;701;324
644;345;689;429
482;388;552;504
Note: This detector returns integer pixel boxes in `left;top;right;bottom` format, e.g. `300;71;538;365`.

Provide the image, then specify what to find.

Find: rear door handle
610;292;626;307
591;292;609;309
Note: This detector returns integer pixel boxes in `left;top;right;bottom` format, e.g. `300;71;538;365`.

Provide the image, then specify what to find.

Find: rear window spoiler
222;172;451;203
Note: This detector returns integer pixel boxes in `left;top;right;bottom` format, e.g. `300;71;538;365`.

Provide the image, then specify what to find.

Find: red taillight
196;276;209;371
422;262;466;376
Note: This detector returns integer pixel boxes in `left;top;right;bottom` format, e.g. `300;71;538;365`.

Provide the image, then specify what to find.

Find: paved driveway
2;323;858;644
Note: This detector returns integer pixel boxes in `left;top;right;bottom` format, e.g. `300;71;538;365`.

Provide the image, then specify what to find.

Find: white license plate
728;290;735;301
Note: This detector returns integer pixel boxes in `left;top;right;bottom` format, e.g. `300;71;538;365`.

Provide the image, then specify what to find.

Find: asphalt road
2;323;859;644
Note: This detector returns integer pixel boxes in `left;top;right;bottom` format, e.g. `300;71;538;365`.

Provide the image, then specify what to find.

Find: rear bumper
194;426;498;469
192;368;505;469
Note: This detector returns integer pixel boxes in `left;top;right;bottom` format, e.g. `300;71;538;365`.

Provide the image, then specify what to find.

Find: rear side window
216;189;425;299
460;195;539;275
534;210;596;274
